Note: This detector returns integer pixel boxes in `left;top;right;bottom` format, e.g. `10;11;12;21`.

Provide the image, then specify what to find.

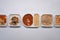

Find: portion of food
0;15;6;25
34;14;39;27
10;16;19;25
23;14;33;27
41;14;52;27
9;14;20;26
55;15;60;25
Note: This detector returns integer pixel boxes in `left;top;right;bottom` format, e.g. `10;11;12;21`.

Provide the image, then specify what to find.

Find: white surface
0;0;60;40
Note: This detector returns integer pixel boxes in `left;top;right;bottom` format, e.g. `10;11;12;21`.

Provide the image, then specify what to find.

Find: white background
0;0;60;40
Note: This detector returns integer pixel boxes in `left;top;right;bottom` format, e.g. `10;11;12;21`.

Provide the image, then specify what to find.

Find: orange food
55;15;60;25
0;15;6;25
23;14;33;26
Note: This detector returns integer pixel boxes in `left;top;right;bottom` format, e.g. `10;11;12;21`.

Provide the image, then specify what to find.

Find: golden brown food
55;15;60;25
41;14;52;25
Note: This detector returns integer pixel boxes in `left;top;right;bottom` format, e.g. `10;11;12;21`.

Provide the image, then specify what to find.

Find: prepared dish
41;14;52;27
55;15;60;27
23;14;33;27
9;14;20;27
0;15;6;26
34;14;39;27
